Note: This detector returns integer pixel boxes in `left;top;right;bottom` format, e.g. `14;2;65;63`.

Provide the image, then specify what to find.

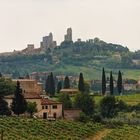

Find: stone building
12;79;43;94
40;33;57;51
64;28;72;42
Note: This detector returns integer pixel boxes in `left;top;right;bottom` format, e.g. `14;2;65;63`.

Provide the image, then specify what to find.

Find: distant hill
0;38;140;80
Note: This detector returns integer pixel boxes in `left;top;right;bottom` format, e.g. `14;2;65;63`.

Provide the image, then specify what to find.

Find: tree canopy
0;78;16;96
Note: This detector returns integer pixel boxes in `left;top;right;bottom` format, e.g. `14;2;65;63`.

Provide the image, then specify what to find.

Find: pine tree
117;70;123;95
110;71;114;95
102;68;106;95
0;96;11;116
11;81;27;116
78;73;85;93
64;76;70;89
57;81;62;93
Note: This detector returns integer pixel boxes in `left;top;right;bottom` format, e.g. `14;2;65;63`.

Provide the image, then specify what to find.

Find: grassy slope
53;64;140;80
55;65;140;80
94;94;140;105
0;117;103;140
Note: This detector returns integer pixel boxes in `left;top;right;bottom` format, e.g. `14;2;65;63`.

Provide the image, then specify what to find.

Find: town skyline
0;0;140;52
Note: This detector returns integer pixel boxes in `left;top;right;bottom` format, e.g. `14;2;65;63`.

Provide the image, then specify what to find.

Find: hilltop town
0;28;73;56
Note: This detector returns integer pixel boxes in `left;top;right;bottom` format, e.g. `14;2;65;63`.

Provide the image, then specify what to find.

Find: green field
94;94;140;105
0;117;103;140
54;65;140;80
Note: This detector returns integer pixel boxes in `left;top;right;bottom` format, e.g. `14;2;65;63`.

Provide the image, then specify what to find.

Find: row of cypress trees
102;68;123;95
45;69;122;97
45;72;85;97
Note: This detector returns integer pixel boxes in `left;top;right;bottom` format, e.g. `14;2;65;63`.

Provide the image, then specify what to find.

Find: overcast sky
0;0;140;52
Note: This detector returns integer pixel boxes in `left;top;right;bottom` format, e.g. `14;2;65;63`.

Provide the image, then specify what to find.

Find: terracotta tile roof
13;79;36;82
41;98;62;105
60;88;79;93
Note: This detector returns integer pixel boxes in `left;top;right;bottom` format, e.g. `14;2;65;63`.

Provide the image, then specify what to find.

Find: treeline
102;68;123;95
45;72;85;97
60;37;129;53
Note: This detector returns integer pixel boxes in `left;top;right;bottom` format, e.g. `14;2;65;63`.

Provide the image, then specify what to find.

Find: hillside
0;38;140;79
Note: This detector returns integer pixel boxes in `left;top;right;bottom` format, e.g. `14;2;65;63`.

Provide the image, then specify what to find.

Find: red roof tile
41;98;62;105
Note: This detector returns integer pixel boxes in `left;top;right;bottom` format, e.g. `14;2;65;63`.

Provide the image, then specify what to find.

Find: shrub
100;96;117;118
92;113;103;123
79;112;90;122
116;99;128;112
74;93;95;116
102;118;124;128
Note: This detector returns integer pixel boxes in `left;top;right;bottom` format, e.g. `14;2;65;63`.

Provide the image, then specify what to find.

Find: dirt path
85;129;111;140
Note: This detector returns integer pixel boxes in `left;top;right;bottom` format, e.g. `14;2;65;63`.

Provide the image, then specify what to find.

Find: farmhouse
4;93;63;119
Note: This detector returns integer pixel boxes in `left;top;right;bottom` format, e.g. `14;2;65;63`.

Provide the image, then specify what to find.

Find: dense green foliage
100;96;118;118
74;93;95;116
0;97;11;116
58;93;72;109
27;102;37;118
0;117;103;140
0;78;15;96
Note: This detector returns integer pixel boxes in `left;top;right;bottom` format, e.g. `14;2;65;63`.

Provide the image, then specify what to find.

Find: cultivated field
0;117;103;140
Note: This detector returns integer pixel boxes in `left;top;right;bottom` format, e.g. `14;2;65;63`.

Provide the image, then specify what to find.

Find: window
52;105;57;109
45;106;48;109
42;106;44;109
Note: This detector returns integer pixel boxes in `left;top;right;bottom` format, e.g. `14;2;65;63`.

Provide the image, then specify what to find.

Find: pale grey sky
0;0;140;52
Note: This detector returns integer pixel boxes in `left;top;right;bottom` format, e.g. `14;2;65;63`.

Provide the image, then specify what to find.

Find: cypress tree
102;68;106;95
117;70;123;95
11;81;27;116
25;73;30;79
57;81;62;93
0;73;2;78
49;72;55;97
45;75;50;93
78;73;85;92
0;96;11;116
64;76;70;89
110;71;114;95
